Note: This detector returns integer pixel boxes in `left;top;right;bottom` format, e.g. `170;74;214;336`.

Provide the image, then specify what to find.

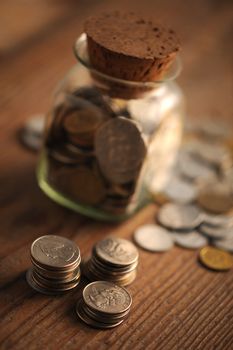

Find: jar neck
73;34;182;91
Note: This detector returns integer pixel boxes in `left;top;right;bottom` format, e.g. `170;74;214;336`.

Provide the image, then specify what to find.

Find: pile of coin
76;281;132;328
27;235;81;294
44;87;146;217
134;201;233;270
83;236;139;286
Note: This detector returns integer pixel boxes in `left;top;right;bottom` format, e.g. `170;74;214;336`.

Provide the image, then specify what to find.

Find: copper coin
199;246;233;271
95;118;146;184
63;102;106;147
54;165;106;205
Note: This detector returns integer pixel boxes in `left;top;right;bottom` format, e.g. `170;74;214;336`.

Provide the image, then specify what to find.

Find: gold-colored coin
199;246;233;271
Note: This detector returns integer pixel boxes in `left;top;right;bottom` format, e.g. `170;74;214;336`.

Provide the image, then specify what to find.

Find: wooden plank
0;0;232;349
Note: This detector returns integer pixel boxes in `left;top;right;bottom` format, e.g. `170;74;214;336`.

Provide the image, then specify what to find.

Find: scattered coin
171;231;208;249
203;213;233;227
159;176;197;203
21;114;45;151
213;236;233;253
84;236;138;286
27;235;81;294
76;281;132;328
199;246;233;271
134;224;173;252
199;223;233;240
157;203;203;230
178;151;216;181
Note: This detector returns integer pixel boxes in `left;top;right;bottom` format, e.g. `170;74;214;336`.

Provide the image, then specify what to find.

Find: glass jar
37;34;185;221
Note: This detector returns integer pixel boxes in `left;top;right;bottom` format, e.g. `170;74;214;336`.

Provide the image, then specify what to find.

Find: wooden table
0;1;232;349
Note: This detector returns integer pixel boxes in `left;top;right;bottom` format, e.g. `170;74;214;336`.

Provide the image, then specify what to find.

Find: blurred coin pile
83;236;139;286
76;281;132;328
44;87;146;216
27;235;81;294
136;118;233;271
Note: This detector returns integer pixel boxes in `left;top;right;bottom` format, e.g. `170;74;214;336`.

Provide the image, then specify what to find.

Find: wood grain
0;0;233;349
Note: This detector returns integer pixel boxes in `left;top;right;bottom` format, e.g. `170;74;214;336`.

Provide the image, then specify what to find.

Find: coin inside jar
63;97;108;148
95;118;146;184
53;165;107;205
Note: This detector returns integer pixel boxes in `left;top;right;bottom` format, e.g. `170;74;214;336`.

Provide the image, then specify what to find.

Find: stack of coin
83;236;139;286
76;281;132;328
27;235;81;294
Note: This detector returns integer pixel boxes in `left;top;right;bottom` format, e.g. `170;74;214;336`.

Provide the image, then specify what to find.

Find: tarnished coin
157;203;203;230
94;237;138;267
199;246;233;271
198;184;233;214
95;118;146;184
213;236;233;253
134;224;173;252
31;235;80;270
83;281;132;314
171;231;208;249
199;223;233;239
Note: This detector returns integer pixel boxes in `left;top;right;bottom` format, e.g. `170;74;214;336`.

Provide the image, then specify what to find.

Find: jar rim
73;33;182;89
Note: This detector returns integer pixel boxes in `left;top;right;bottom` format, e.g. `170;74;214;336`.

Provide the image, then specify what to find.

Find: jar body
37;62;185;221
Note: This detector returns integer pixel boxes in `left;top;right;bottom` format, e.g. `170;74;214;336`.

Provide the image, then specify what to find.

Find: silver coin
95;237;138;267
184;140;231;167
203;213;233;227
199;223;233;239
83;281;132;315
21;132;42;151
157;203;203;230
162;176;197;203
24;114;45;136
184;118;231;139
171;231;208;249
213;236;233;253
134;224;174;252
31;235;80;270
178;151;216;181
